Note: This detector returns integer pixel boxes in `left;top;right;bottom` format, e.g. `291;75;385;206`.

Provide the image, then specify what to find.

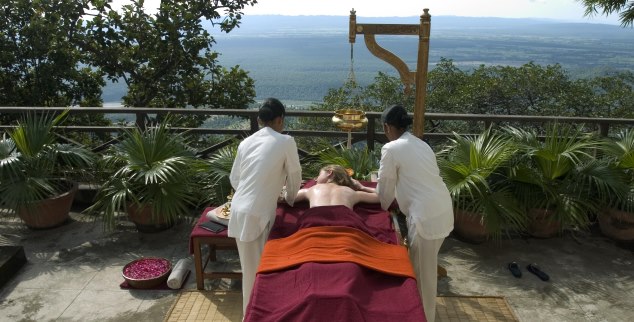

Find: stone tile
0;288;80;321
55;290;143;321
506;296;589;322
566;292;633;322
83;265;127;291
5;262;99;291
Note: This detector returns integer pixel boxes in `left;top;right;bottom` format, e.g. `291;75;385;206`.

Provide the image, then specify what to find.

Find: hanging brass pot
332;109;368;131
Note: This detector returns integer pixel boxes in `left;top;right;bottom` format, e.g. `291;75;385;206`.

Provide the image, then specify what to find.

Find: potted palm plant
505;123;625;238
438;127;525;243
0;111;95;229
597;128;634;243
85;119;207;232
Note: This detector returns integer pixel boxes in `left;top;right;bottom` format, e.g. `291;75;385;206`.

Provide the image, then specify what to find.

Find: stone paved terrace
0;208;632;322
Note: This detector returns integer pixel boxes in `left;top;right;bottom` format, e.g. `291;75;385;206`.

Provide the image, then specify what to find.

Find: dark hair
381;105;412;130
258;98;286;122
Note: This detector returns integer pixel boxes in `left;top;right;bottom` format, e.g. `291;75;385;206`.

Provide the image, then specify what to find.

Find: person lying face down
294;164;379;209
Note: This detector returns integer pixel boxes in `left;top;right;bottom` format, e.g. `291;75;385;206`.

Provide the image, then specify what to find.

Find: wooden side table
190;208;242;290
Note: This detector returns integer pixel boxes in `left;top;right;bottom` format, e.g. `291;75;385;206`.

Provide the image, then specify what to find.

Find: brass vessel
332;109;368;131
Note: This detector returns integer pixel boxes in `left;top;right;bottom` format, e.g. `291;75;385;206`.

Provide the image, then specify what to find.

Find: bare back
296;183;379;209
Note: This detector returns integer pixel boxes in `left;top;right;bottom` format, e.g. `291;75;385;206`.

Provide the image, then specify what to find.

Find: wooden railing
2;107;633;156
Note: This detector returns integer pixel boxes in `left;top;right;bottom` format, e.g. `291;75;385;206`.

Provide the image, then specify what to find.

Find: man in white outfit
376;105;454;322
228;98;302;315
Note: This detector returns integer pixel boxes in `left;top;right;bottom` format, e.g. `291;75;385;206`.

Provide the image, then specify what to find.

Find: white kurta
228;126;302;242
376;131;453;322
376;131;453;241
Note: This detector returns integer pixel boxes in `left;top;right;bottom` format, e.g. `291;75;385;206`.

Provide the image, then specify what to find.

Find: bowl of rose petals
122;257;172;289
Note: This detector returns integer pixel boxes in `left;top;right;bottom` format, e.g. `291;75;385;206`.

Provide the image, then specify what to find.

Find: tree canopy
577;0;634;27
83;0;257;111
302;58;634;148
1;0;257;116
0;0;104;108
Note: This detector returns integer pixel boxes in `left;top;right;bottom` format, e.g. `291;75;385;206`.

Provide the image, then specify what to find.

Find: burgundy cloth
189;207;227;254
268;201;396;244
244;188;426;322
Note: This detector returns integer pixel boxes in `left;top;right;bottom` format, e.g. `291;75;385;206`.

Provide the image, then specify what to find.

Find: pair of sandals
508;262;550;281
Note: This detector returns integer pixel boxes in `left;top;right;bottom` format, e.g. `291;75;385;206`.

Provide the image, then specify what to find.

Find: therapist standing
375;105;453;322
228;98;302;314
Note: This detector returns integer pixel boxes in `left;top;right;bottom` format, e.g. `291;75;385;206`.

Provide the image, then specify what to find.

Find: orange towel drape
257;226;416;279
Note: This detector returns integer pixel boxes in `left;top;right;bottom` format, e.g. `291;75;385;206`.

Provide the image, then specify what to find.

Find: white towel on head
167;257;192;289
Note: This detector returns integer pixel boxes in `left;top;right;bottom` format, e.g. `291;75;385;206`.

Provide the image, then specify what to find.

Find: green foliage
438;127;526;238
296;72;415;149
428;60;580;118
0;110;96;213
505;123;626;230
309;144;380;180
0;0;106;123
600;128;634;212
577;0;634;27
584;71;634;118
83;0;256;126
85;118;207;231
305;58;632;141
314;73;414;114
202;144;238;206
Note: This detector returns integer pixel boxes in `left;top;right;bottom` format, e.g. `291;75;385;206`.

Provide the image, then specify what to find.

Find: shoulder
394;132;425;149
242;128;267;143
279;133;298;149
382;137;406;152
266;129;294;142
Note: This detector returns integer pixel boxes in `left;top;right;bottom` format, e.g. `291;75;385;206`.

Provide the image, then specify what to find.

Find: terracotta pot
528;208;561;238
598;208;634;242
453;209;489;244
18;181;78;229
127;203;175;233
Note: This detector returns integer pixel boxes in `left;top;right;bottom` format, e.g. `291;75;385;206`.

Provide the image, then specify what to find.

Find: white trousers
235;224;271;315
409;235;445;322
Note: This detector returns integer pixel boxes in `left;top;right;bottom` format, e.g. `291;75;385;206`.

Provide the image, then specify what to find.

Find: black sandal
507;262;522;278
527;263;550;281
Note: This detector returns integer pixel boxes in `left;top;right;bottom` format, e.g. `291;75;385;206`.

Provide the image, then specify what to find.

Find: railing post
484;120;492;130
250;115;259;134
135;112;146;131
598;122;609;137
367;115;376;151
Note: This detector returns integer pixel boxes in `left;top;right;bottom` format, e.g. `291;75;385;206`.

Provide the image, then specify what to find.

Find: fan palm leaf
203;144;238;206
600;128;634;212
506;122;624;229
438;127;525;238
0;110;95;214
85;119;205;231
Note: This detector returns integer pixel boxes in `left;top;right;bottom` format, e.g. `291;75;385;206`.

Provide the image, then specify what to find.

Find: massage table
243;181;426;322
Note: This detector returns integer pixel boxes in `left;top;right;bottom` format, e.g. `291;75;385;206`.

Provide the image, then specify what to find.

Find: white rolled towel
167;257;192;289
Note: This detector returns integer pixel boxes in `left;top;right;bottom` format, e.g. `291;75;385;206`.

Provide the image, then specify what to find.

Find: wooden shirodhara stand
350;9;446;278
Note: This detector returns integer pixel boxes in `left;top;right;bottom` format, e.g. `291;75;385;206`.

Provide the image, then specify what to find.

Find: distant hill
102;15;634;105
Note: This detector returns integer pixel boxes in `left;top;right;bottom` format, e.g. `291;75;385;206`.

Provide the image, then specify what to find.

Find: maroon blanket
244;184;426;322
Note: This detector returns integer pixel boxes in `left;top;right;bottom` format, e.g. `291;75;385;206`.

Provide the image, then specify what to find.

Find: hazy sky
111;0;621;24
